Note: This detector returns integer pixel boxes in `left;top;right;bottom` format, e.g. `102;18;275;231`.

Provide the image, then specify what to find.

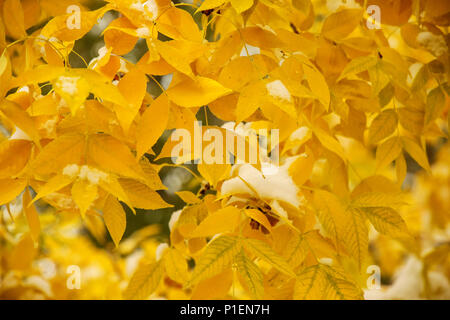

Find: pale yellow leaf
191;206;241;238
103;195;127;247
363;207;409;237
176;191;201;204
375;136;402;171
322;9;363;41
0;178;26;206
235;250;264;299
166;76;232;107
124;260;164;299
164;248;189;284
188;235;240;286
118;178;172;210
401;137;431;171
23;188;40;243
71;179;98;218
136;94;169;159
368;109;398;144
244;238;295;277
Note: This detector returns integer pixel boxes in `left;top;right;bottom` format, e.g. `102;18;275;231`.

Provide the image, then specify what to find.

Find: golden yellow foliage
0;0;449;301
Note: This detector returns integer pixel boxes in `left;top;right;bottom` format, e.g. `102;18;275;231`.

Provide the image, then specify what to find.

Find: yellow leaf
164;248;189;284
166;76;232;107
288;150;314;187
362;207;409;237
9;233;37;270
236;80;265;122
188;235;240;286
98;175;131;206
3;0;26;39
0;52;11;97
31;134;85;178
294;264;363;300
314;190;368;270
198;0;226;11
103;195;127;247
28;94;58;116
155;40;204;76
157;7;202;42
368;109;398;144
303;64;330;109
283;231;336;268
352;192;408;208
375;136;402;171
218;56;260;91
342;207;368;271
104;17;139;55
53;75;90;115
137;53;175;75
0;140;31;178
118;178;172;210
425;86;445;126
241;27;285;49
176;191;201;204
9;65;65;89
23;188;40;243
1;100;41;147
88;134;145;181
338;56;377;81
69;69;128;106
191;206;241;238
31;173;76;205
398;107;424;135
313;126;347;162
321;8;363;41
139;157;167;190
136;94;169;159
197;162;231;187
243;238;295;277
401;136;431;171
0;178;26;206
230;0;253;13
71;179;98;218
245;209;272;234
191;268;233;299
368;63;391;96
124;260;164;299
235;249;264;299
396;153;407;185
351;175;400;197
117;68;147;132
41;7;109;42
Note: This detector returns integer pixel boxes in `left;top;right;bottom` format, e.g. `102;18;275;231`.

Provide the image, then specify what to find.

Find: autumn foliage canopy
0;0;449;300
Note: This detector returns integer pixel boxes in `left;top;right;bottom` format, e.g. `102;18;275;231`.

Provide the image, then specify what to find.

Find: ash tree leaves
166;76;232;108
136;94;170;159
368;109;398;145
425;86;445;126
188;235;240;287
0;0;448;301
321;8;363;41
103;194;127;247
124;260;164;300
294;264;363;300
235;249;264;299
243;238;296;278
314;190;368;271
